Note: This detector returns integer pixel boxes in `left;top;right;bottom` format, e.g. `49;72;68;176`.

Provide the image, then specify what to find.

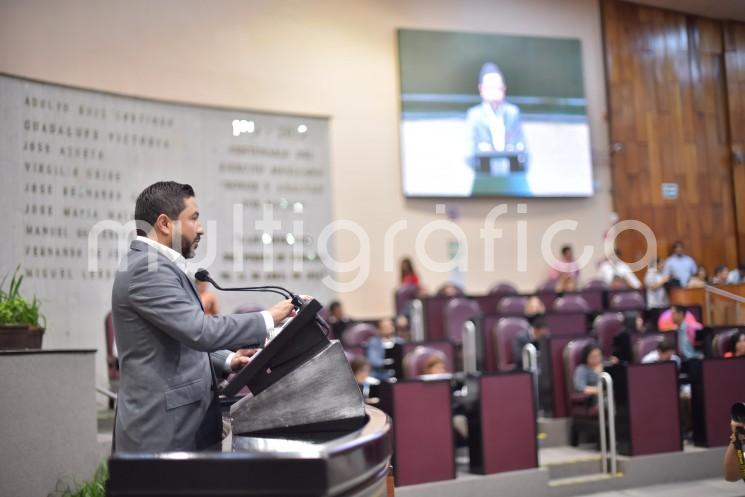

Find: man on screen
465;62;529;175
112;181;297;452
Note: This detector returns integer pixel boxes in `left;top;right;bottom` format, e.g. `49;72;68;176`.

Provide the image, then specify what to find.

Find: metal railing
596;372;618;475
704;284;745;324
410;299;425;342
462;321;478;374
521;343;539;411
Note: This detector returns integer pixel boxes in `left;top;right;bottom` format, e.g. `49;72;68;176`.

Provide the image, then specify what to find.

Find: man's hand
230;348;259;372
268;299;296;326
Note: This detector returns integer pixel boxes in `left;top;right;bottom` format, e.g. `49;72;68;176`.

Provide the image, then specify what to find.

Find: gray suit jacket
465;101;529;169
112;240;267;452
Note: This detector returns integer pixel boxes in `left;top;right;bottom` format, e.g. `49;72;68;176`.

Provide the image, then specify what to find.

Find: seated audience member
611;312;644;365
645;258;671;309
574;344;604;403
642;340;681;366
367;317;403;380
711;265;730;285
687;266;708;288
663;241;698;287
598;249;641;289
196;280;220;316
327;300;350;339
660;305;703;360
513;316;549;370
351;356;370;385
548;244;580;291
525;296;546;318
421;355;449;375
350;356;379;401
400;257;420;287
394;314;411;341
724;331;745;359
726;263;745;284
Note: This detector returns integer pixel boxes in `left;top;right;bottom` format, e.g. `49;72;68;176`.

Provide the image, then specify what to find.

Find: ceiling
629;0;745;22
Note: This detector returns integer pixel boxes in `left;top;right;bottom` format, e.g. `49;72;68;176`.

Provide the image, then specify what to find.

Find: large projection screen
398;29;593;198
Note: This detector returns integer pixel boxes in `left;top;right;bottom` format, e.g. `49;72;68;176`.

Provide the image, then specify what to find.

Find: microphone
195;269;305;308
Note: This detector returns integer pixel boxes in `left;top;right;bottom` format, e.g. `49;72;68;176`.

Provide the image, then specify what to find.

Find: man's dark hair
531;315;548;330
561;245;572;256
350;356;369;375
714;264;728;275
134;181;195;236
672;304;686;314
328;301;342;312
478;62;504;85
657;340;675;354
671;241;684;252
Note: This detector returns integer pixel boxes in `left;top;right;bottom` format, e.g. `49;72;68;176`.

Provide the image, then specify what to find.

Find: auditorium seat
443;298;481;345
633;334;666;363
552;294;590;313
395;284;419;316
711;328;740;357
341;323;378;347
536;281;558;309
497;296;528;316
579;288;605;312
608;291;646;312
494;317;530;371
583;279;609;291
378;379;454;486
481;315;501;372
592;312;624;358
488;282;518;296
402;345;450;378
563;338;599;445
545;312;588;337
401;342;456;378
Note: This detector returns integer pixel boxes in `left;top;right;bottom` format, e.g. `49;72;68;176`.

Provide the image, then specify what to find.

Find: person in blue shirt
367;318;403;380
663;241;698;287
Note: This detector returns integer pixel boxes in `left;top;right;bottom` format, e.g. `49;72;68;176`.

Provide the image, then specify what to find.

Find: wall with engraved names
0;74;333;389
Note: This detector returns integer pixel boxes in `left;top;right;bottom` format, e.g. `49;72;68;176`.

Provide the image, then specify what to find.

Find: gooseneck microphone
194;269;305;308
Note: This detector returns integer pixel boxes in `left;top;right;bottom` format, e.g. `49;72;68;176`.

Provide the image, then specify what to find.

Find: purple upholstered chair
563;337;599;445
443;298;481;345
583;279;609;291
609;291;646;312
633;334;667;363
395;284;419;316
403;346;449;378
341;323;378;347
493;317;530;371
712;329;741;358
552;294;590;313
497;296;528;316
436;283;465;297
592;312;624;358
536;281;558;309
488;282;518;296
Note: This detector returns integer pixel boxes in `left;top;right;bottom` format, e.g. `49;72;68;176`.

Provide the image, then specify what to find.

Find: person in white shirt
598;249;641;289
645;257;671;309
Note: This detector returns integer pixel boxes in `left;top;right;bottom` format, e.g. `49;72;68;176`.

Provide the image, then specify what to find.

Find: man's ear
154;213;172;237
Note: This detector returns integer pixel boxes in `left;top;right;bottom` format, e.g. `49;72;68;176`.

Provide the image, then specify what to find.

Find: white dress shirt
135;236;274;369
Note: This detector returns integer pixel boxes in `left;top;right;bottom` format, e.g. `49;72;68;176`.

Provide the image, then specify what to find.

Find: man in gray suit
112;181;296;452
465;62;529;175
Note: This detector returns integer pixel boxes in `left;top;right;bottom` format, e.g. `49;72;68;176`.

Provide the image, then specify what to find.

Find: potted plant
0;267;45;350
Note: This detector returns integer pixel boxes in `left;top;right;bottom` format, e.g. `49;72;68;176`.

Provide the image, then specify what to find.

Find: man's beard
180;234;199;259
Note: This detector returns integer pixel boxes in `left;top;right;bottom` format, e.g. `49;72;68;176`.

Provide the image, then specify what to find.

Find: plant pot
0;325;45;350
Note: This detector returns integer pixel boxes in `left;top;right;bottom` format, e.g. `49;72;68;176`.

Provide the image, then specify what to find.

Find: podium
107;299;388;497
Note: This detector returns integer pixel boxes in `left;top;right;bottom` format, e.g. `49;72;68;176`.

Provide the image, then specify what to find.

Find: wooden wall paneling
602;0;740;275
724;21;745;263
